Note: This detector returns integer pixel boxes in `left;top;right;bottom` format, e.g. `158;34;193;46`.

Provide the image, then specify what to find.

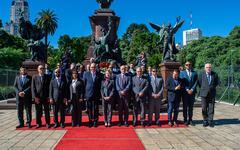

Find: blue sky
1;0;240;48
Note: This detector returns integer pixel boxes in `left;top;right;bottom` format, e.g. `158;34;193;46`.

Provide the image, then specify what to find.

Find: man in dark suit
32;65;51;128
199;63;219;127
148;68;164;127
115;65;131;127
129;63;136;76
68;70;84;127
83;63;102;127
180;61;198;126
65;63;76;84
132;67;149;127
49;69;68;128
166;70;184;127
101;69;115;127
14;67;32;128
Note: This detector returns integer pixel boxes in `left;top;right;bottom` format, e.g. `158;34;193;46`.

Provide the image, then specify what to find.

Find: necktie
207;74;211;85
22;76;25;84
41;75;44;82
106;78;109;84
122;75;125;87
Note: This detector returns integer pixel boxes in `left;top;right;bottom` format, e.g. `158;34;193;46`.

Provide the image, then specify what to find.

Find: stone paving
0;102;239;150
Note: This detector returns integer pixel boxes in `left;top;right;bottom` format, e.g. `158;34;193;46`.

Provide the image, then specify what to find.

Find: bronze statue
92;17;112;63
19;15;46;62
96;0;114;9
149;16;184;62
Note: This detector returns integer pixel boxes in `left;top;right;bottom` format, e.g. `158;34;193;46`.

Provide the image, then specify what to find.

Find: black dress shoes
189;121;195;126
53;124;59;128
46;124;50;129
88;122;92;128
147;122;151;127
35;124;41;129
132;122;136;127
27;124;31;128
118;122;122;127
209;122;214;128
203;122;209;127
156;122;161;127
60;123;65;128
124;122;129;127
184;121;188;126
16;124;24;129
93;122;97;127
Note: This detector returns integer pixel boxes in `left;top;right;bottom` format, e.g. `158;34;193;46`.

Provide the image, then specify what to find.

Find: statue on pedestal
19;15;46;62
149;16;184;62
96;0;114;9
92;17;112;63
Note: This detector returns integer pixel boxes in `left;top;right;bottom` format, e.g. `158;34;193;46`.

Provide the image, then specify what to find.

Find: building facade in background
183;28;202;46
4;0;29;36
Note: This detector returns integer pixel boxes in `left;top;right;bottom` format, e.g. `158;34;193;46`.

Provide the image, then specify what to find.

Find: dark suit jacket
150;75;164;100
32;74;51;100
14;75;32;103
180;70;198;93
69;79;84;101
101;79;115;101
166;77;184;102
132;76;149;102
198;71;219;98
83;71;102;100
115;74;131;99
49;78;67;102
65;68;73;84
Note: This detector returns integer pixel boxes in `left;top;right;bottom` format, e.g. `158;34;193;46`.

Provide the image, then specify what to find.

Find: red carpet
17;115;187;130
54;129;144;150
17;115;188;150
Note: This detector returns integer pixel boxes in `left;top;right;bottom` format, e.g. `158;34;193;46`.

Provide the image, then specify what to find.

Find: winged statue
149;16;184;62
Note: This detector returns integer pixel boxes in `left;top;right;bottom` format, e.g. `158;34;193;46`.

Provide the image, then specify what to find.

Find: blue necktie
207;74;211;85
22;76;25;84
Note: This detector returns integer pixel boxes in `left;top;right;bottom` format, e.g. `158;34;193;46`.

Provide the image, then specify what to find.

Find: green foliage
120;23;162;67
47;46;62;69
181;26;240;69
0;29;27;49
0;47;29;69
0;86;15;100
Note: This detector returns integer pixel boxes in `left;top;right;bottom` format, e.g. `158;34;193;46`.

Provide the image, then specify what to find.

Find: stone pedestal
22;61;44;76
160;62;181;100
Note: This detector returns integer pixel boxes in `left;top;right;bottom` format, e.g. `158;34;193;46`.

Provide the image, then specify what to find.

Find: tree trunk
45;33;48;63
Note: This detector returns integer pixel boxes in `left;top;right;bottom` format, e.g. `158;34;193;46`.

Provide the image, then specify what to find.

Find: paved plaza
0;102;239;150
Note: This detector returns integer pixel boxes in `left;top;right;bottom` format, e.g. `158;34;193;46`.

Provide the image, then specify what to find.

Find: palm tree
35;9;58;62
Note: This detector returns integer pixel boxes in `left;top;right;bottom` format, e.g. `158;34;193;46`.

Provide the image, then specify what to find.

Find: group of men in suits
165;62;218;127
14;61;218;129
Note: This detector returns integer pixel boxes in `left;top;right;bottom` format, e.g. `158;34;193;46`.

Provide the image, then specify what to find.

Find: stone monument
83;0;122;65
149;17;184;99
19;14;46;76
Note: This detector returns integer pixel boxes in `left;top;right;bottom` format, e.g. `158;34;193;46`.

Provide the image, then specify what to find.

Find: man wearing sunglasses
180;61;198;126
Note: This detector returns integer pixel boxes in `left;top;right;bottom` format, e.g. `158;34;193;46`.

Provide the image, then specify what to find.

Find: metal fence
195;66;240;105
0;68;19;100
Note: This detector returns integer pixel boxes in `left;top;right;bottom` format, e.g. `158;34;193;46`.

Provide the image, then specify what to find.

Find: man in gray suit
132;67;149;127
199;63;219;127
148;67;164;127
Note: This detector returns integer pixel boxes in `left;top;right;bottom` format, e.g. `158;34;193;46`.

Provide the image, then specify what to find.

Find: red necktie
122;75;125;87
106;78;109;84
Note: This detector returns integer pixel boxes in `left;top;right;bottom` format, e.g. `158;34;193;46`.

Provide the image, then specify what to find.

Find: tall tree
35;9;58;62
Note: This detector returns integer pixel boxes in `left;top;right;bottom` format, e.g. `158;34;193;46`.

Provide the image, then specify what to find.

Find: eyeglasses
39;68;45;70
185;64;191;66
152;71;156;72
55;72;60;73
